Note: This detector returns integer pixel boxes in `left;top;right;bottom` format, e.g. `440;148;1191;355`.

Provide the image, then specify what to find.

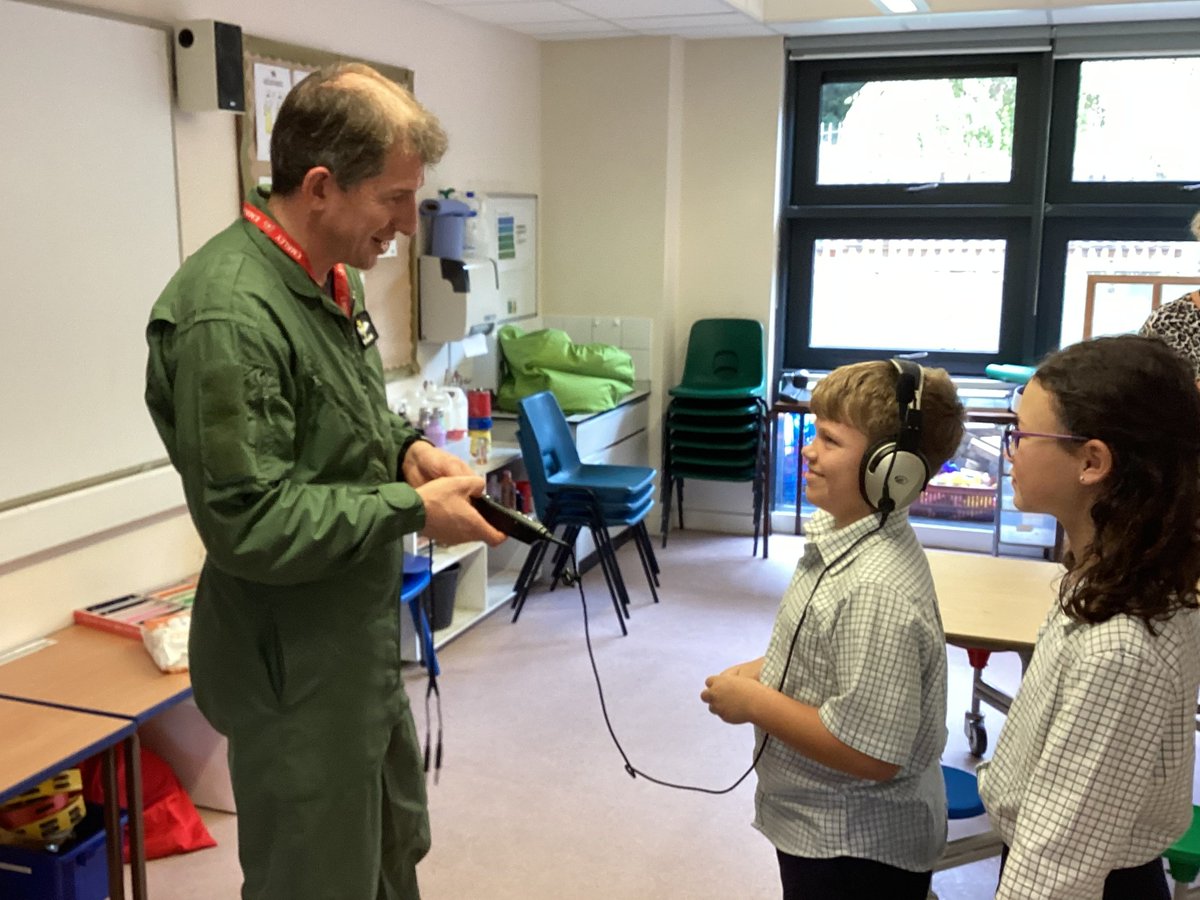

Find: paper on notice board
254;63;292;162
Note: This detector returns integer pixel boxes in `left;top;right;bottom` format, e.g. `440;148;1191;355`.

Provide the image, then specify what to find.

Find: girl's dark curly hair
1034;334;1200;628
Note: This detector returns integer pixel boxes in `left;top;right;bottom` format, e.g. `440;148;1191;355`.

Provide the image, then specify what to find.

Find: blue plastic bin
0;807;115;900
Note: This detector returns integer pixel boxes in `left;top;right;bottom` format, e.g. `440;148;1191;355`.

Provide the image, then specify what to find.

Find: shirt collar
803;508;908;573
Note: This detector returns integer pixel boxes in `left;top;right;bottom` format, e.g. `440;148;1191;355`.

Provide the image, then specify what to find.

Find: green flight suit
145;188;430;900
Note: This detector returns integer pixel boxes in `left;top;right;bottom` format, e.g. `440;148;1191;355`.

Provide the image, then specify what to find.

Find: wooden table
928;548;1063;760
0;697;135;900
0;625;193;900
924;550;1064;869
928;548;1062;654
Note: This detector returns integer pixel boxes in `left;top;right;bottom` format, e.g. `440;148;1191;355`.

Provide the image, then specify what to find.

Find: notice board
236;35;420;374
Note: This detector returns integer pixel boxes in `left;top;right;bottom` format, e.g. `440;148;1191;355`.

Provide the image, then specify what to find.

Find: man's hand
402;440;475;487
415;475;506;547
701;672;766;725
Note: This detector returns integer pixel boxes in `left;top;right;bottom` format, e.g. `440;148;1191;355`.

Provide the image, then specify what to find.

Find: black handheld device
471;494;569;548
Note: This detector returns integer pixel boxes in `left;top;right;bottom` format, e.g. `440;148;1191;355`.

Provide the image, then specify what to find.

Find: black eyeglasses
1002;426;1089;457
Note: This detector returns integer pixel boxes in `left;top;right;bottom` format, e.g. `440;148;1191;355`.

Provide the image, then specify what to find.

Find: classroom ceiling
416;0;1200;40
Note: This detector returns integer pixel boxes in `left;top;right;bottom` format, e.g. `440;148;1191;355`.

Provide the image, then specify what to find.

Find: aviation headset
858;358;931;515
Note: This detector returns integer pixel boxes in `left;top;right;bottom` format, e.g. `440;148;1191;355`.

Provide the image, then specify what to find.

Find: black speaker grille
213;22;245;112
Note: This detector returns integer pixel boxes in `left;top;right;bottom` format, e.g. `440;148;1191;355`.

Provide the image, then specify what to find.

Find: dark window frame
778;50;1199;378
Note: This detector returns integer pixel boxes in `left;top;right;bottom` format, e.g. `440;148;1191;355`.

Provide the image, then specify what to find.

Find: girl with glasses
978;334;1200;899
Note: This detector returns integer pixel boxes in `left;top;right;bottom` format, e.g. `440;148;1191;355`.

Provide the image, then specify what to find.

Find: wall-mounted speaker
174;20;245;113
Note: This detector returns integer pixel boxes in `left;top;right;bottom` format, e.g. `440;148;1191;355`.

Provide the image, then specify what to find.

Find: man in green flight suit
145;63;505;899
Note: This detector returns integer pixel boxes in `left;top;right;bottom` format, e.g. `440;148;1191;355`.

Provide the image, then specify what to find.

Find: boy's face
802;417;875;528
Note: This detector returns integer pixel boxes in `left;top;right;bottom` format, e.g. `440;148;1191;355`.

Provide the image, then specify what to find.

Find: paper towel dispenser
419;255;502;343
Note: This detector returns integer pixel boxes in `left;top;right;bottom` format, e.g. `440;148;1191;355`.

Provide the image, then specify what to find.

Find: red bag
80;745;216;862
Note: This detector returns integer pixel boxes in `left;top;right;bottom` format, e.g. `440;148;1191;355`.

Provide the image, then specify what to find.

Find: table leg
763;411;771;559
124;732;147;900
102;745;125;900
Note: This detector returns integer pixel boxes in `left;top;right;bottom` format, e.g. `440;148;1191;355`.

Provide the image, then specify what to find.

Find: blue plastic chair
510;392;660;634
400;553;438;676
936;764;1003;873
943;764;986;819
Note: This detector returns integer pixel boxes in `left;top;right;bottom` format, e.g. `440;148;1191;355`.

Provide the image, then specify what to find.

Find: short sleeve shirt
977;600;1200;899
753;509;949;872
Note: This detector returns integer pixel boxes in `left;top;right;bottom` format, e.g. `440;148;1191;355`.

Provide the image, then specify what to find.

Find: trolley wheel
964;714;988;758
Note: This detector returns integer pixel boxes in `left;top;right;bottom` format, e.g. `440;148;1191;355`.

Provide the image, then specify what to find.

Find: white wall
676;37;785;533
0;0;541;649
540;34;785;534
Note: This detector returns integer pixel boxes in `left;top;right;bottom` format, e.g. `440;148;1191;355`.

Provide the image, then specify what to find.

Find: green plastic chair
1164;805;1200;898
669;318;766;399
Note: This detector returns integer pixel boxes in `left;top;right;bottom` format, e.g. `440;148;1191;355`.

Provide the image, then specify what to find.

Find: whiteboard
0;1;180;510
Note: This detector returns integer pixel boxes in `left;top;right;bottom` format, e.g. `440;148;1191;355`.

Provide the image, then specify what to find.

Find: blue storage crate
0;806;116;900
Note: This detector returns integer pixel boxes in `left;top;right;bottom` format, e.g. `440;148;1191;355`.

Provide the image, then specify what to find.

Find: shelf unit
399;444;528;662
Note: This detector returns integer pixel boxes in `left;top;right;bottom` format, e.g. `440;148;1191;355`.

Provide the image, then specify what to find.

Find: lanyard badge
354;311;379;349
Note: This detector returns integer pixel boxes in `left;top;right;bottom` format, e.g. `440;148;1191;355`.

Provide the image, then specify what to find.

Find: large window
779;46;1200;374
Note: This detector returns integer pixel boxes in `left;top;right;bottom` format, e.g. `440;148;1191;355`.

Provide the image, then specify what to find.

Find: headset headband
891;358;924;456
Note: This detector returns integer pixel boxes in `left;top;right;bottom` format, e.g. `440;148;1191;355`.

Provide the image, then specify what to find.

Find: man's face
801;416;874;528
320;145;424;271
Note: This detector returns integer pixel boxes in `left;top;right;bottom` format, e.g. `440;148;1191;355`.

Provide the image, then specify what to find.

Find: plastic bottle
423;382;450;449
461;191;485;258
443;385;470;461
424;407;446;449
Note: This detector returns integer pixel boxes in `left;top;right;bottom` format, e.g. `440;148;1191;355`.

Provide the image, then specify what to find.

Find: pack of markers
73;577;197;639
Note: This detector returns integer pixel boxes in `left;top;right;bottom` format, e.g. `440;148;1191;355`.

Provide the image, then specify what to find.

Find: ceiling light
873;0;926;12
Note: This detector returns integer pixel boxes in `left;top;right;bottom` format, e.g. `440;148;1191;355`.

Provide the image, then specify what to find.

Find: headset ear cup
861;443;930;512
859;441;894;511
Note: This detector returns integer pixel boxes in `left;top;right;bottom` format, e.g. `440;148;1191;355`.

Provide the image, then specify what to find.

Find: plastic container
424;408;446;449
418;196;472;261
0;807;115;900
461;191;486;258
424;563;460;631
443;386;469;460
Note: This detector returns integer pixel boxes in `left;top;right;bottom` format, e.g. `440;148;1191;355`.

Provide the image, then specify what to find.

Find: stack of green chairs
661;318;769;558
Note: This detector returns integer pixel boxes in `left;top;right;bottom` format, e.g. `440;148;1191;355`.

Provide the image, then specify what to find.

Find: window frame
779;48;1200;377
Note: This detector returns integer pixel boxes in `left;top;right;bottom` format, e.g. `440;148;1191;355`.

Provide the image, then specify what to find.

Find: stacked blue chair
510;391;660;635
662;318;770;558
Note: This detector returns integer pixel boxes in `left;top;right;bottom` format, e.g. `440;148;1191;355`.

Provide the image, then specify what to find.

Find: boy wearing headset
703;360;965;900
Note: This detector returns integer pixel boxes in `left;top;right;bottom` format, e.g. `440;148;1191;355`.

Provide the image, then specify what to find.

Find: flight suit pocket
259;616;287;705
199;364;292;485
199;363;256;486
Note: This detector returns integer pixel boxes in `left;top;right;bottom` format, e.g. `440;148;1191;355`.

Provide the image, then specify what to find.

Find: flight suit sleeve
170;312;424;586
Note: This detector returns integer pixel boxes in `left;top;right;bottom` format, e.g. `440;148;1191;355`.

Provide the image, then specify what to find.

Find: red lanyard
242;202;353;317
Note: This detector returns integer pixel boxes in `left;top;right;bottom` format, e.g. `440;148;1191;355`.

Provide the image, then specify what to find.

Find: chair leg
546;524;581;592
592;521;632;615
635;521;661;584
660;473;674;549
587;524;628;635
510;539;552;624
632;522;660;603
675;477;685;531
751;473;762;559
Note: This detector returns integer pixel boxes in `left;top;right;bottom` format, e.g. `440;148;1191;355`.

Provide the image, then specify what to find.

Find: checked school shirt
978;597;1200;899
754;509;949;872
